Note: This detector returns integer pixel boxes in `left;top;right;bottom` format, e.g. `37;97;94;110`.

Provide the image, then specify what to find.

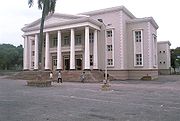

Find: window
163;51;165;53
90;55;93;66
160;61;162;64
52;37;57;47
53;59;57;66
32;40;35;45
136;54;142;65
44;39;46;47
75;35;81;45
107;45;112;51
160;51;161;53
107;59;113;65
32;62;34;67
135;31;142;42
89;33;94;43
163;61;166;64
153;34;157;66
32;51;35;56
64;36;70;45
107;30;112;37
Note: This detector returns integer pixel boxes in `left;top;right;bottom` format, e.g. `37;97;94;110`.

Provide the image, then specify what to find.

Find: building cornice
127;17;159;29
157;41;171;46
22;13;85;31
22;17;103;32
79;6;136;19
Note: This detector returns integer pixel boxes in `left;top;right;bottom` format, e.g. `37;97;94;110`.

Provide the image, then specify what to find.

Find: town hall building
22;6;159;80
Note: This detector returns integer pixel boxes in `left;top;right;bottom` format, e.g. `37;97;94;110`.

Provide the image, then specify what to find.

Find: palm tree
28;0;57;70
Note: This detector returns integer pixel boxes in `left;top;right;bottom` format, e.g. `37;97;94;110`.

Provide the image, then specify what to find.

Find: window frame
107;30;112;37
107;45;112;51
63;36;70;46
89;32;94;43
134;31;142;42
90;55;93;66
32;51;35;56
133;29;143;67
75;35;82;45
135;54;143;66
107;59;113;66
52;36;57;47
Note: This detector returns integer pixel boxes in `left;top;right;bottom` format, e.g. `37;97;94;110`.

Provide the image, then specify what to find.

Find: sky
0;0;179;49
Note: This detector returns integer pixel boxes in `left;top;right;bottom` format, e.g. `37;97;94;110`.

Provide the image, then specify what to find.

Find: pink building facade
22;6;159;79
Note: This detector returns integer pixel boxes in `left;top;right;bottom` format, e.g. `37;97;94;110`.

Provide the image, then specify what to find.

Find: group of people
49;71;85;83
49;71;62;83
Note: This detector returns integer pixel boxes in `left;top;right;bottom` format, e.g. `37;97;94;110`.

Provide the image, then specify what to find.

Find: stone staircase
11;70;113;83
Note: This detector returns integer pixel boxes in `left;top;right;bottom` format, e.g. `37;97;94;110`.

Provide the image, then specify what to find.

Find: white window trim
107;59;113;66
107;30;112;37
75;34;82;45
89;32;94;43
106;28;115;67
133;29;144;67
107;45;112;51
152;34;157;68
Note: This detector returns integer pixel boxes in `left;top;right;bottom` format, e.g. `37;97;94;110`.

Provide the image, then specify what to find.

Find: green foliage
0;44;23;70
171;47;180;71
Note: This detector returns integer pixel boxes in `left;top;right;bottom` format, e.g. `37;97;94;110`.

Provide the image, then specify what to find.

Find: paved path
0;75;180;121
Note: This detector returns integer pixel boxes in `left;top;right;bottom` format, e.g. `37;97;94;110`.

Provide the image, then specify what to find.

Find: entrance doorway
76;58;82;70
52;56;57;71
64;57;70;70
63;55;83;70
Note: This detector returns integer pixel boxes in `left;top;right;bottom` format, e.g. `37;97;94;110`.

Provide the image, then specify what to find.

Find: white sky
0;0;179;48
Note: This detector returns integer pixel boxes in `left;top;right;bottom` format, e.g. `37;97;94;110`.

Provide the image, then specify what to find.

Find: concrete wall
87;10;123;70
157;41;171;69
127;22;148;69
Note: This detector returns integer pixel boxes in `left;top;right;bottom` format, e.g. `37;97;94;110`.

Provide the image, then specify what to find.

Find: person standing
80;71;85;83
49;71;53;81
57;71;62;83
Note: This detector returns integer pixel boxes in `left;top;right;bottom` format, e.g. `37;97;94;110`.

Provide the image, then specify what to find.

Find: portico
22;15;101;71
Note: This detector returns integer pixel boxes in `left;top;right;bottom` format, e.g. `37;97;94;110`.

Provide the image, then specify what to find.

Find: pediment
22;13;102;32
23;13;82;30
28;15;73;28
34;16;72;28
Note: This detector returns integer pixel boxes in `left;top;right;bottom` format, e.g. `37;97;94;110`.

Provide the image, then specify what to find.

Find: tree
171;48;180;73
0;44;23;70
28;0;57;70
171;49;176;72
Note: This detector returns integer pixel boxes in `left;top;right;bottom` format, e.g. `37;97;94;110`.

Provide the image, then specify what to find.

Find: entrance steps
12;70;113;83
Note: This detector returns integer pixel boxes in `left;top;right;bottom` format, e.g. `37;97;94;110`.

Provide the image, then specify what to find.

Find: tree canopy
171;47;180;72
0;44;23;70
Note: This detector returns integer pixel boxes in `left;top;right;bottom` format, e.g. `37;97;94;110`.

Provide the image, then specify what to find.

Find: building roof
127;17;159;29
22;6;158;32
79;6;136;19
157;41;171;46
22;13;102;32
22;13;84;30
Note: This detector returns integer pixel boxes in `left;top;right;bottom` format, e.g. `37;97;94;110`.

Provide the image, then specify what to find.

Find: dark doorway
64;58;70;70
76;58;82;70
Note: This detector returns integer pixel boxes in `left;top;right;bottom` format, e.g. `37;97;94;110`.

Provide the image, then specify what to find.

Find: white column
70;29;75;70
23;36;29;70
85;26;90;70
29;38;32;70
93;30;98;69
34;34;38;70
57;30;62;70
45;32;50;70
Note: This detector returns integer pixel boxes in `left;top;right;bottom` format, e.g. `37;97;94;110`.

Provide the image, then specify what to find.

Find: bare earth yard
0;75;180;121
